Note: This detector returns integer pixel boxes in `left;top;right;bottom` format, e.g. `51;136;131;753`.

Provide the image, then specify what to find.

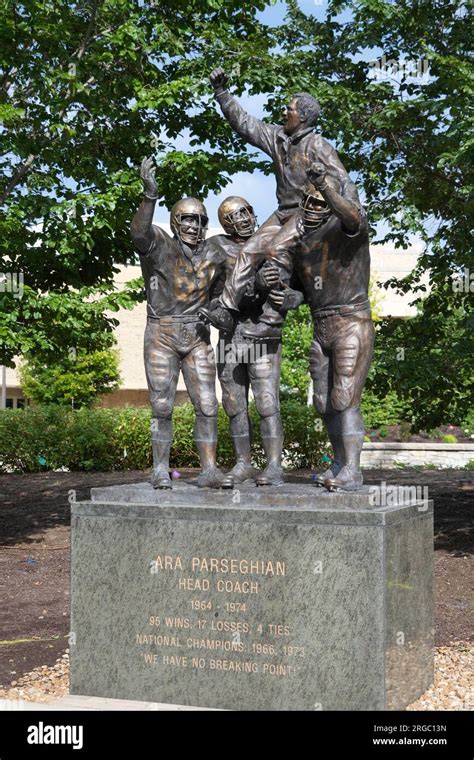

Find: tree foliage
274;0;473;424
366;285;474;430
19;346;121;407
0;0;273;365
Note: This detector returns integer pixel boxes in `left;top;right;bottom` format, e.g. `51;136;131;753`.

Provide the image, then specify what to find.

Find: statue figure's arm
209;266;227;303
267;283;304;314
256;263;304;313
131;157;160;254
318;139;361;207
307;162;362;234
210;67;277;157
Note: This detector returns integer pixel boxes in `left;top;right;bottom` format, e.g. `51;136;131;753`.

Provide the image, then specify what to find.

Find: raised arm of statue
307;162;362;234
131;157;160;254
210;67;277;157
318;140;361;207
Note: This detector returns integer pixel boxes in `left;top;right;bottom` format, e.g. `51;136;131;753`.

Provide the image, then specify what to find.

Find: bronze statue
131;157;233;490
262;161;374;491
199;66;361;342
207;196;303;486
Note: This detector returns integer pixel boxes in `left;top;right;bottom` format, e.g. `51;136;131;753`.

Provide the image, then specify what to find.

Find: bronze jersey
138;226;226;318
206;233;264;320
290;212;370;311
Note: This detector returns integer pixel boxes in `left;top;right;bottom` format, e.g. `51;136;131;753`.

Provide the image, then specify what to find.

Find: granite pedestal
70;481;434;711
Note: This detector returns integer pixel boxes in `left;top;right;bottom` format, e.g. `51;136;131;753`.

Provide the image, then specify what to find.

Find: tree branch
0;154;35;205
0;1;103;205
75;0;101;62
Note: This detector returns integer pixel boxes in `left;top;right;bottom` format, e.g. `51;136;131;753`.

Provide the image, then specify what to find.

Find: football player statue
261;161;375;491
131;157;233;490
207;196;303;486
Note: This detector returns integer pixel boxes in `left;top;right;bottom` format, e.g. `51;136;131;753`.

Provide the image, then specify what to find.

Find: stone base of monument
70;481;433;711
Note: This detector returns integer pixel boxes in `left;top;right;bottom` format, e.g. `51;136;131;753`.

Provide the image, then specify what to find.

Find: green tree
366;285;474;430
2;0;472;428
280;304;313;401
273;0;473;282
19;346;121;407
273;0;473;424
0;0;274;366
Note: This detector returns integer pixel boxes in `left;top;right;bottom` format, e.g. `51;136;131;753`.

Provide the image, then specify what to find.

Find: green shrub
19;349;121;409
366;295;473;431
441;434;458;444
399;421;412;441
0;401;328;473
462;409;474;438
280;305;313;401
278;400;328;469
361;390;410;430
424;427;442;439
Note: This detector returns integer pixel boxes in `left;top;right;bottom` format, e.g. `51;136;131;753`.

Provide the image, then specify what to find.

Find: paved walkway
0;695;213;711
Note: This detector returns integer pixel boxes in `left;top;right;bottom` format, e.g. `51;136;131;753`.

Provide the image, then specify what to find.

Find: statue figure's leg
248;341;285;486
144;320;180;489
181;328;233;489
241;214;298;341
323;311;375;491
217;334;257;483
309;335;345;487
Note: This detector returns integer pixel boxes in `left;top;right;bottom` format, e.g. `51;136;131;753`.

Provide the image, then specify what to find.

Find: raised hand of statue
140;156;158;200
210;67;228;94
307;161;327;188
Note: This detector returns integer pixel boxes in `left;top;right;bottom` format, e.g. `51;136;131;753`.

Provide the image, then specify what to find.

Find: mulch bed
0;468;472;703
365;423;473;443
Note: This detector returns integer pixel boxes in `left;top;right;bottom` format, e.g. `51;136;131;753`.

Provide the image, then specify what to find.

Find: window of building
3;398;27;409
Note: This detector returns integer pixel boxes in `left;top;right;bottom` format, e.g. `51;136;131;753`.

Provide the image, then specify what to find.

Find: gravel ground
0;651;69;704
0;641;472;710
407;642;473;711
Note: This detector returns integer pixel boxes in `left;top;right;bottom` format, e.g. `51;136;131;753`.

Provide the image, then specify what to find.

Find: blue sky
259;0;333;26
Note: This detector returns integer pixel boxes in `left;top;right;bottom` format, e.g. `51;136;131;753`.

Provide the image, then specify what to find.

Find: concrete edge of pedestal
72;499;434;528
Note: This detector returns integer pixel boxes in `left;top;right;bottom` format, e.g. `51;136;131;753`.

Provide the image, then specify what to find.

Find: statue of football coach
199;67;361;342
